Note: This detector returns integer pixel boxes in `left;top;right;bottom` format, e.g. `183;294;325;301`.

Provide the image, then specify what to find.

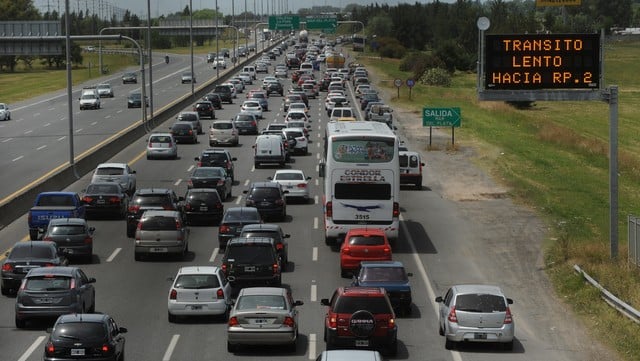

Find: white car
90;163;137;195
269;169;311;202
284;110;309;125
212;57;227;69
287;102;310;118
237;72;253;85
0;103;10;121
325;95;349;112
96;83;114;98
241;100;263;119
282;127;309;155
168;266;232;322
228;78;245;93
262;76;279;89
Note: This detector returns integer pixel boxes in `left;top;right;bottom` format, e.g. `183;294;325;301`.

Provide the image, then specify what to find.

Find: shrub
419;68;451;87
399;52;446;80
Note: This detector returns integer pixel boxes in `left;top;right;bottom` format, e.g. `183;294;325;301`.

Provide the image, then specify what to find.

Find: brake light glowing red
101;344;110;353
2;263;13;272
219;225;230;233
447;306;458;323
44;263;55;267
273;263;279;273
296;183;306;188
45;341;55;355
228;316;239;326
42;237;53;242
276;243;283;250
128;205;140;213
70;278;76;289
393;202;400;217
84;236;93;245
388;317;395;328
326;202;332;218
328;316;337;329
82;196;93;203
169;289;177;300
221;263;227;273
216;288;224;299
283;316;295;327
109;196;121;204
504;307;513;324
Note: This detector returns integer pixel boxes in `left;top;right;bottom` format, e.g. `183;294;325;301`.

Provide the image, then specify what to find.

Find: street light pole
147;0;153;118
190;0;194;96
215;0;219;79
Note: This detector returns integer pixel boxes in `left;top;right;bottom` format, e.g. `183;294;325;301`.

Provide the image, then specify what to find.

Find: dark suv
243;182;288;221
321;287;398;356
221;237;281;286
193;101;216;120
239;223;290;270
203;93;223;109
217;207;262;249
213;85;233;104
125;188;183;238
181;188;224;225
194;148;237;182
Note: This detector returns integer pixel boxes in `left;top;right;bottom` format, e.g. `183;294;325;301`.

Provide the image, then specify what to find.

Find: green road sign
305;16;337;30
268;15;300;30
422;107;461;127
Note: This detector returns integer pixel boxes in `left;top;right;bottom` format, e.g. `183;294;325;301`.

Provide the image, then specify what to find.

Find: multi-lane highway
0;45;616;361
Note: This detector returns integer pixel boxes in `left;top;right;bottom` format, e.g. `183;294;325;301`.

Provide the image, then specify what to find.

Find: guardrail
573;264;640;324
0;38;286;230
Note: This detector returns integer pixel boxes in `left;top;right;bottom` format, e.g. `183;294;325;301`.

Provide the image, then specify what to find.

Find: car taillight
251;121;257;127
275;199;284;205
169;289;177;300
197;162;203;166
175;219;182;229
276;243;284;250
504;307;513;324
388;317;395;328
136;222;143;230
383;246;390;253
187;180;193;187
273;263;279;274
84;236;93;245
221;263;227;274
42;236;53;242
45;341;55;355
328;315;337;329
219;225;230;233
246;200;255;206
341;246;351;256
326;201;332;218
128;205;140;213
82;196;93;203
216;288;224;299
228;316;239;326
109;196;121;204
2;263;13;272
217;180;225;186
188;130;193;135
69;278;76;289
283;316;295;327
447;306;458;323
101;344;110;353
393;202;400;217
297;183;307;188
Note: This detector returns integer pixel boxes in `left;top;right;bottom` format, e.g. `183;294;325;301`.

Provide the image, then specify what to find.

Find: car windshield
193;168;224;178
234;114;254;122
236;295;286;310
333;296;390;314
97;85;109;89
53;322;106;341
174;274;220;289
275;172;304;181
25;276;71;291
348;235;385;246
140;216;177;231
10;245;55;259
86;184;121;194
359;267;408;283
49;225;86;236
201;153;227;163
95;167;124;176
455;294;506;312
81;94;95;100
129;93;141;100
150;135;171;143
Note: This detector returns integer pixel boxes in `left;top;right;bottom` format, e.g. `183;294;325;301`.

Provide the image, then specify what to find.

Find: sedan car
168;266;231;322
218;207;262;249
203;93;223;109
352;261;413;316
134;210;190;261
146;133;178;160
268;169;311;203
340;228;392;278
42;218;94;264
188;166;232;200
15;266;96;328
44;313;127;361
127;92;149;108
82;182;129;219
241;100;263;119
1;241;68;296
181;188;224;225
227;287;303;353
435;284;515;350
181;72;196;84
0;103;10;121
96;83;114;97
121;72;137;84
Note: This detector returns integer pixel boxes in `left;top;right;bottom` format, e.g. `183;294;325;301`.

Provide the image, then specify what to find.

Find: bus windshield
331;137;394;163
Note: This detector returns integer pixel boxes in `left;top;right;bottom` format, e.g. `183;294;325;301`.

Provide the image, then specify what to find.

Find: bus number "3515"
355;214;370;220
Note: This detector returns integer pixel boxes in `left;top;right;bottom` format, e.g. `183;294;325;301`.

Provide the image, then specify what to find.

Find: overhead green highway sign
305;15;337;30
268;15;300;30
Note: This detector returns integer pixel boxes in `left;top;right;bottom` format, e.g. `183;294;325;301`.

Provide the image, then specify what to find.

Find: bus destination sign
484;33;600;90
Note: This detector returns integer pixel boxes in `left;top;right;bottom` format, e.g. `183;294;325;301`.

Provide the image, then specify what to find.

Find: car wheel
416;177;422;189
134;253;142;261
15;316;26;329
503;340;514;351
288;339;297;353
445;338;455;350
227;341;237;353
340;268;349;278
29;229;38;240
126;227;135;238
1;286;9;295
210;141;215;147
254;162;260;169
85;253;93;264
88;300;95;313
168;312;177;323
385;339;398;357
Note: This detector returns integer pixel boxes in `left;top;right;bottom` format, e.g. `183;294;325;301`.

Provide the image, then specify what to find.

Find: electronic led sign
484;33;600;90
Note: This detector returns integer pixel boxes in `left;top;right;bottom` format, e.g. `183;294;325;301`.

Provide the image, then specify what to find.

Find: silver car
268;169;311;202
227;287;303;353
315;350;383;361
146;133;178;160
209;120;239;147
96;83;114;97
435;284;515;350
134;210;189;261
90;162;137;195
167;266;231;322
0;103;10;120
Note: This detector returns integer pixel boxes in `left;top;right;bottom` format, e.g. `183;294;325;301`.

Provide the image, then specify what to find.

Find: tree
366;14;393;38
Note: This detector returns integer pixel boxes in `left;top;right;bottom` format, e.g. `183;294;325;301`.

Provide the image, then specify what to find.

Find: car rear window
241;231;279;240
86;184;121;194
150;135;172;143
25;276;72;291
455;294;507;312
140;216;178;231
360;267;407;282
178;113;198;121
11;245;55;259
95;167;124;176
201;153;227;162
275;172;303;181
223;209;261;222
250;188;280;198
175;274;220;289
236;295;286;310
226;245;274;263
53;322;106;341
193;168;224;177
187;191;221;203
334;296;390;314
286;131;304;138
213;122;233;130
49;225;86;235
132;194;172;207
348;235;385;246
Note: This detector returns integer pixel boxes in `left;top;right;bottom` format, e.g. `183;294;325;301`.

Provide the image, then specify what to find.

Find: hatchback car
244;182;288;221
122;72;137;84
125;188;183;238
134;210;189;261
266;81;284;96
96;83;114;97
0;103;11;121
82;182;129;219
233;113;259;135
195;148;237;181
239;223;291;270
90;162;137;195
126;92;148;108
44;313;127;361
435;284;515;350
218;207;262;249
15;266;96;328
146;133;178;160
1;241;67;296
227;287;303;353
321;287;397;356
181;188;224;225
176;111;203;134
188;166;232;200
42;218;94;264
352;261;413;316
169;122;198;144
181;72;196;83
340;228;392;278
168;266;231;322
241;100;263;119
268;169;311;203
221;238;282;286
209;120;239;147
248;92;269;111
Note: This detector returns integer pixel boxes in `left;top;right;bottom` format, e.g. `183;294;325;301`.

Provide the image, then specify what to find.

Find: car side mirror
407;272;413;277
435;296;443;303
194;157;200;161
283;190;289;194
306;177;312;180
320;298;330;306
232;157;237;161
89;227;96;233
46;327;53;334
132;170;137;174
267;177;273;180
243;190;248;194
284;234;291;238
88;277;96;283
119;327;128;334
294;300;304;307
507;298;514;305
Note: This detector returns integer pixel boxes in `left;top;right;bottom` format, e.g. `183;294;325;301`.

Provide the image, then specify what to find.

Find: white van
253;134;286;168
299;62;314;72
242;65;257;80
399;150;425;189
79;87;100;110
329;107;355;122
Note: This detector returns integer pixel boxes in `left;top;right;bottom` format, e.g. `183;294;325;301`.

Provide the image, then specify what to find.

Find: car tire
254;162;260;169
416;177;422;190
126;227;135;238
15;316;26;329
88;300;95;313
385;339;398;357
340;268;349;278
134;253;142;261
503;340;514;351
445;338;455;350
85;253;93;264
168;312;177;323
288;339;297;353
1;286;9;295
227;341;237;353
29;229;38;240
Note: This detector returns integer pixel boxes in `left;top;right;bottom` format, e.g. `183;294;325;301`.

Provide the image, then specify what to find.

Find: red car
340;228;392;278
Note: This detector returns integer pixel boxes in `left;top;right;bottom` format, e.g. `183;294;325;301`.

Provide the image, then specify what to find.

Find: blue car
351;261;413;316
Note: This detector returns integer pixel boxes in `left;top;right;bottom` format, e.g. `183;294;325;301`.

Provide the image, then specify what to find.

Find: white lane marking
174;179;182;186
312;247;318;261
317;132;321;138
315;179;319;186
316;153;320;160
313;217;318;229
235;196;242;205
2;138;13;143
12;156;24;162
187;165;195;172
24;130;33;135
310;284;317;302
106;248;122;262
252;165;255;172
37;145;47;150
105;115;111;119
209;248;219;262
33;112;41;117
75;128;83;133
57;136;66;141
91;121;98;125
317;142;320;148
17;335;46;361
117;110;123;114
308;333;317;360
244;179;250;186
162;334;180;361
314;195;318;204
43;122;51;127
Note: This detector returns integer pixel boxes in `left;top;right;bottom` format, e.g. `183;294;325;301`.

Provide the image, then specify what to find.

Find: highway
0;46;611;361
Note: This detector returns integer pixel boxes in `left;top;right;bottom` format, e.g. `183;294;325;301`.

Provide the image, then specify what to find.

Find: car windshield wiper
58;335;80;340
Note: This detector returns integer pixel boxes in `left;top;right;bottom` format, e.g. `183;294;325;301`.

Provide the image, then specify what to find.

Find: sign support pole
606;85;619;259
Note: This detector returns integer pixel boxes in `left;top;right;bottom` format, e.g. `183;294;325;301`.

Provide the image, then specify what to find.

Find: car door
109;317;126;356
440;288;453;330
77;269;95;310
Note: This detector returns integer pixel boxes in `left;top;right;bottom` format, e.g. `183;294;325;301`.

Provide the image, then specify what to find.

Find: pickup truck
28;192;86;240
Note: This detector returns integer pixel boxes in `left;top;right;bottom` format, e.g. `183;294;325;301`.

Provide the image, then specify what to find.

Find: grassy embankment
358;39;640;360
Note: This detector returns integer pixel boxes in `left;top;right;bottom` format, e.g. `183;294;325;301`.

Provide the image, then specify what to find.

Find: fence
629;215;640;266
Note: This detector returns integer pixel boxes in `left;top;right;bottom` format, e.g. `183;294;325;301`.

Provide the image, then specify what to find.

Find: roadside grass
359;39;640;360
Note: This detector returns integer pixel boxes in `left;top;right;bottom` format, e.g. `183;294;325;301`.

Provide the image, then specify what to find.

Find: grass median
358;39;640;360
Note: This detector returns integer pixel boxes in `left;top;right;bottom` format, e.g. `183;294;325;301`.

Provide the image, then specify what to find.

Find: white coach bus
319;121;400;245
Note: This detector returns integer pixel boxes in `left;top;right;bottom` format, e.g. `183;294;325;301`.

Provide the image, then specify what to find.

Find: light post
147;0;153;118
190;0;194;96
244;0;248;51
232;0;236;65
215;0;219;79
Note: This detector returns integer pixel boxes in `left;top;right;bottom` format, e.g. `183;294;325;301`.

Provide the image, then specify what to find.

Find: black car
1;241;67;296
121;72;137;84
188;166;232;200
360;93;381;110
82;182;129;219
44;313;127;361
265;81;284;96
193;101;216;120
176;111;203;135
127;92;148;108
42;218;95;264
221;237;281;286
239;223;290;270
243;182;288;221
233;113;259;135
195;149;237;182
169;122;198;144
213;85;234;104
217;207;262;249
203;93;223;109
125;188;183;238
181;188;224;225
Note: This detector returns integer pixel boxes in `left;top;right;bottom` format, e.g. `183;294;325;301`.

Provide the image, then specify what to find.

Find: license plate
189;305;202;310
355;340;369;347
286;185;293;189
244;266;256;272
39;298;53;304
97;199;105;204
199;206;208;211
70;349;85;356
253;318;268;324
150;247;167;253
474;333;487;340
62;248;74;254
261;150;269;154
